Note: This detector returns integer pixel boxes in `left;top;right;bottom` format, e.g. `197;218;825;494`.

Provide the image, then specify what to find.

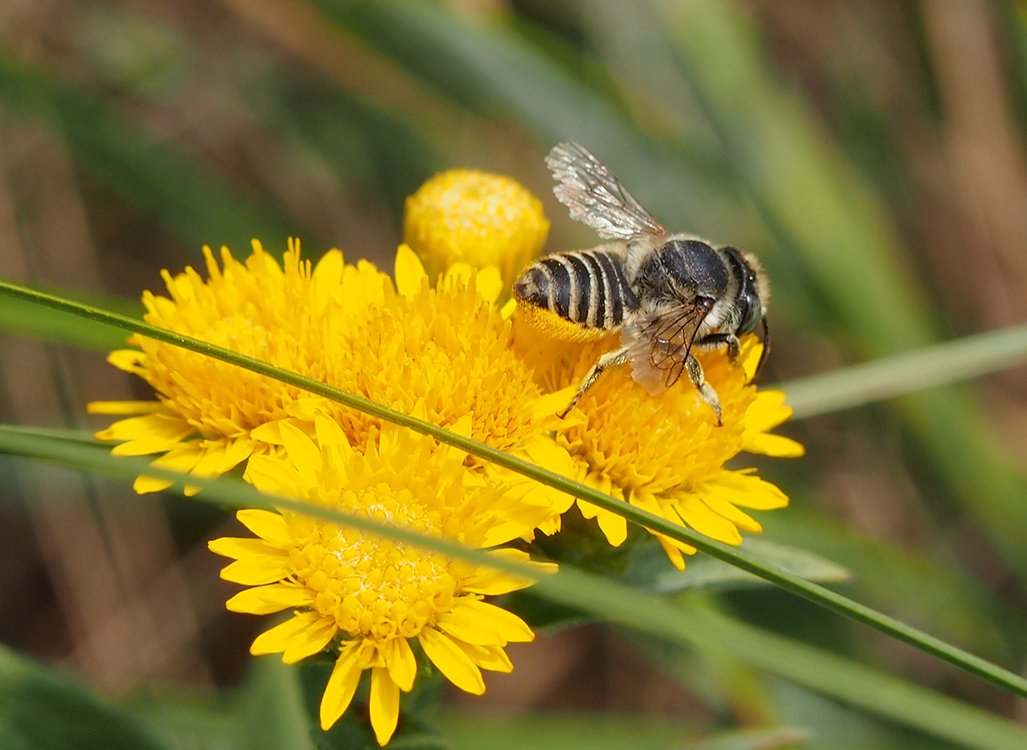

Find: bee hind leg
684;354;723;426
558;346;630;418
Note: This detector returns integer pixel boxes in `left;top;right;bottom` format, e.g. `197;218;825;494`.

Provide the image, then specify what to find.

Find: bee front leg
558;346;630;418
695;332;741;362
684;354;723;426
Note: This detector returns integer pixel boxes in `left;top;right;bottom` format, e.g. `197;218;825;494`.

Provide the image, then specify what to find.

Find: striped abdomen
513;249;639;332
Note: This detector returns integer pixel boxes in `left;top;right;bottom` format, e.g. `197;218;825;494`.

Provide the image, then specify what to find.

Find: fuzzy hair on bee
513;141;770;425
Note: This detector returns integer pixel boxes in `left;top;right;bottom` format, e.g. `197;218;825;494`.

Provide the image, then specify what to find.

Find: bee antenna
752;317;770;381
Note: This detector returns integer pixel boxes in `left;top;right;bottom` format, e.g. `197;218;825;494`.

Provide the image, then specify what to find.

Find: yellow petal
656;535;691;571
313;248;344;289
249;420;285;446
236;509;292;546
218;437;257;473
369;666;401;746
225;584;310;614
500;298;517;321
207;537;282;561
245;454;299;497
744;433;805;458
279;422;322;478
383;636;417;692
710;471;789;510
132;444;205;494
419;628;485;695
394;244;427;297
106;349;147;374
102;414;194;454
220;556;292;586
671;495;743;545
459;642;513;673
441;599;534;645
320;643;368;731
87;400;162;415
475;266;504;304
698;491;762;534
461;549;543;595
590;504;628;547
283;618;338;664
250;611;323;656
314;412;351;452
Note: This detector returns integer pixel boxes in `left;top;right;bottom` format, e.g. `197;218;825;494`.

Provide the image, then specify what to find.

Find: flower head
318;246;570;460
89;240;571;522
88;239;362;493
404;169;549;285
209;415;549;745
517;322;803;569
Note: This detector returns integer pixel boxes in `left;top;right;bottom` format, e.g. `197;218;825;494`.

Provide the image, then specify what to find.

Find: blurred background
1;1;1026;748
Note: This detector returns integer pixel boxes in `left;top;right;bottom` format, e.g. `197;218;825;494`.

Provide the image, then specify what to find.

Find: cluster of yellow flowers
90;167;801;745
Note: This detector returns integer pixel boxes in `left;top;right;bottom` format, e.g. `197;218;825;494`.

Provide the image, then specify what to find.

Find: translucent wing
546;141;666;241
622;298;714;395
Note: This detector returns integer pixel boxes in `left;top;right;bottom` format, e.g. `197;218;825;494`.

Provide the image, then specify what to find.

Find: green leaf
0;643;171;750
238;659;316;750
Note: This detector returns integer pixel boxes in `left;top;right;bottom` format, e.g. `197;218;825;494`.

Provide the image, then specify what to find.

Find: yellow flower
89;240;572;526
315;246;571;461
518;323;803;569
209;415;550;745
404;169;549;285
88;239;368;494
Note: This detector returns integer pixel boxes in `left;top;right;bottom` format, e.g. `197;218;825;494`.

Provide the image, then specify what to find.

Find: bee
513;141;770;424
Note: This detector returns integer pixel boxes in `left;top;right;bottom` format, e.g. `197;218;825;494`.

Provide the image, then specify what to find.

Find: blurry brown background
2;1;1026;746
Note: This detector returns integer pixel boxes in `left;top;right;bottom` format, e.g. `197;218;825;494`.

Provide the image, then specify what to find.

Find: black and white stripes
514;249;639;331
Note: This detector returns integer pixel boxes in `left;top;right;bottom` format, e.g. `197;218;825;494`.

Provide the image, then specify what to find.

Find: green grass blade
673;602;1027;750
1;279;1025;704
1;426;1025;749
779;323;1027;419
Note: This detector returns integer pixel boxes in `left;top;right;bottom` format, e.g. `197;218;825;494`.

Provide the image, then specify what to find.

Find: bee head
724;248;771;378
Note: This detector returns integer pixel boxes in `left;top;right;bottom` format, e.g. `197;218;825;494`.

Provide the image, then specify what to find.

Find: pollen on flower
404;168;549;285
210;416;550;745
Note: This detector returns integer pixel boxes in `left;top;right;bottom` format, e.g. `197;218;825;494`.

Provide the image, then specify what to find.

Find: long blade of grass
1;427;1025;750
779;322;1027;419
1;278;1025;703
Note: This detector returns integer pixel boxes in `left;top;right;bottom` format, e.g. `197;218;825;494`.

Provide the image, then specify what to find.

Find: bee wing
622;299;714;395
546;141;667;241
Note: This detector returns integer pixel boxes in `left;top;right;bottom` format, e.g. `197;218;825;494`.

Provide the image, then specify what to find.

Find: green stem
2;278;1026;701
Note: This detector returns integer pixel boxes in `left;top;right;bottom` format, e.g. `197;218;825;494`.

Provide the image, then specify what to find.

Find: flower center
288;487;460;641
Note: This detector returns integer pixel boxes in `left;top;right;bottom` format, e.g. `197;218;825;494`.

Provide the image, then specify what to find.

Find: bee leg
684;354;723;426
558;346;630;418
695;332;741;363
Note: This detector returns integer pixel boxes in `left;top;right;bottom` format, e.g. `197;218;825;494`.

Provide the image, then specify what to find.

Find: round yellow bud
404;168;549;287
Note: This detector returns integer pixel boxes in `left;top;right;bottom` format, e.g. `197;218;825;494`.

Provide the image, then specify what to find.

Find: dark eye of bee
723;247;762;335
